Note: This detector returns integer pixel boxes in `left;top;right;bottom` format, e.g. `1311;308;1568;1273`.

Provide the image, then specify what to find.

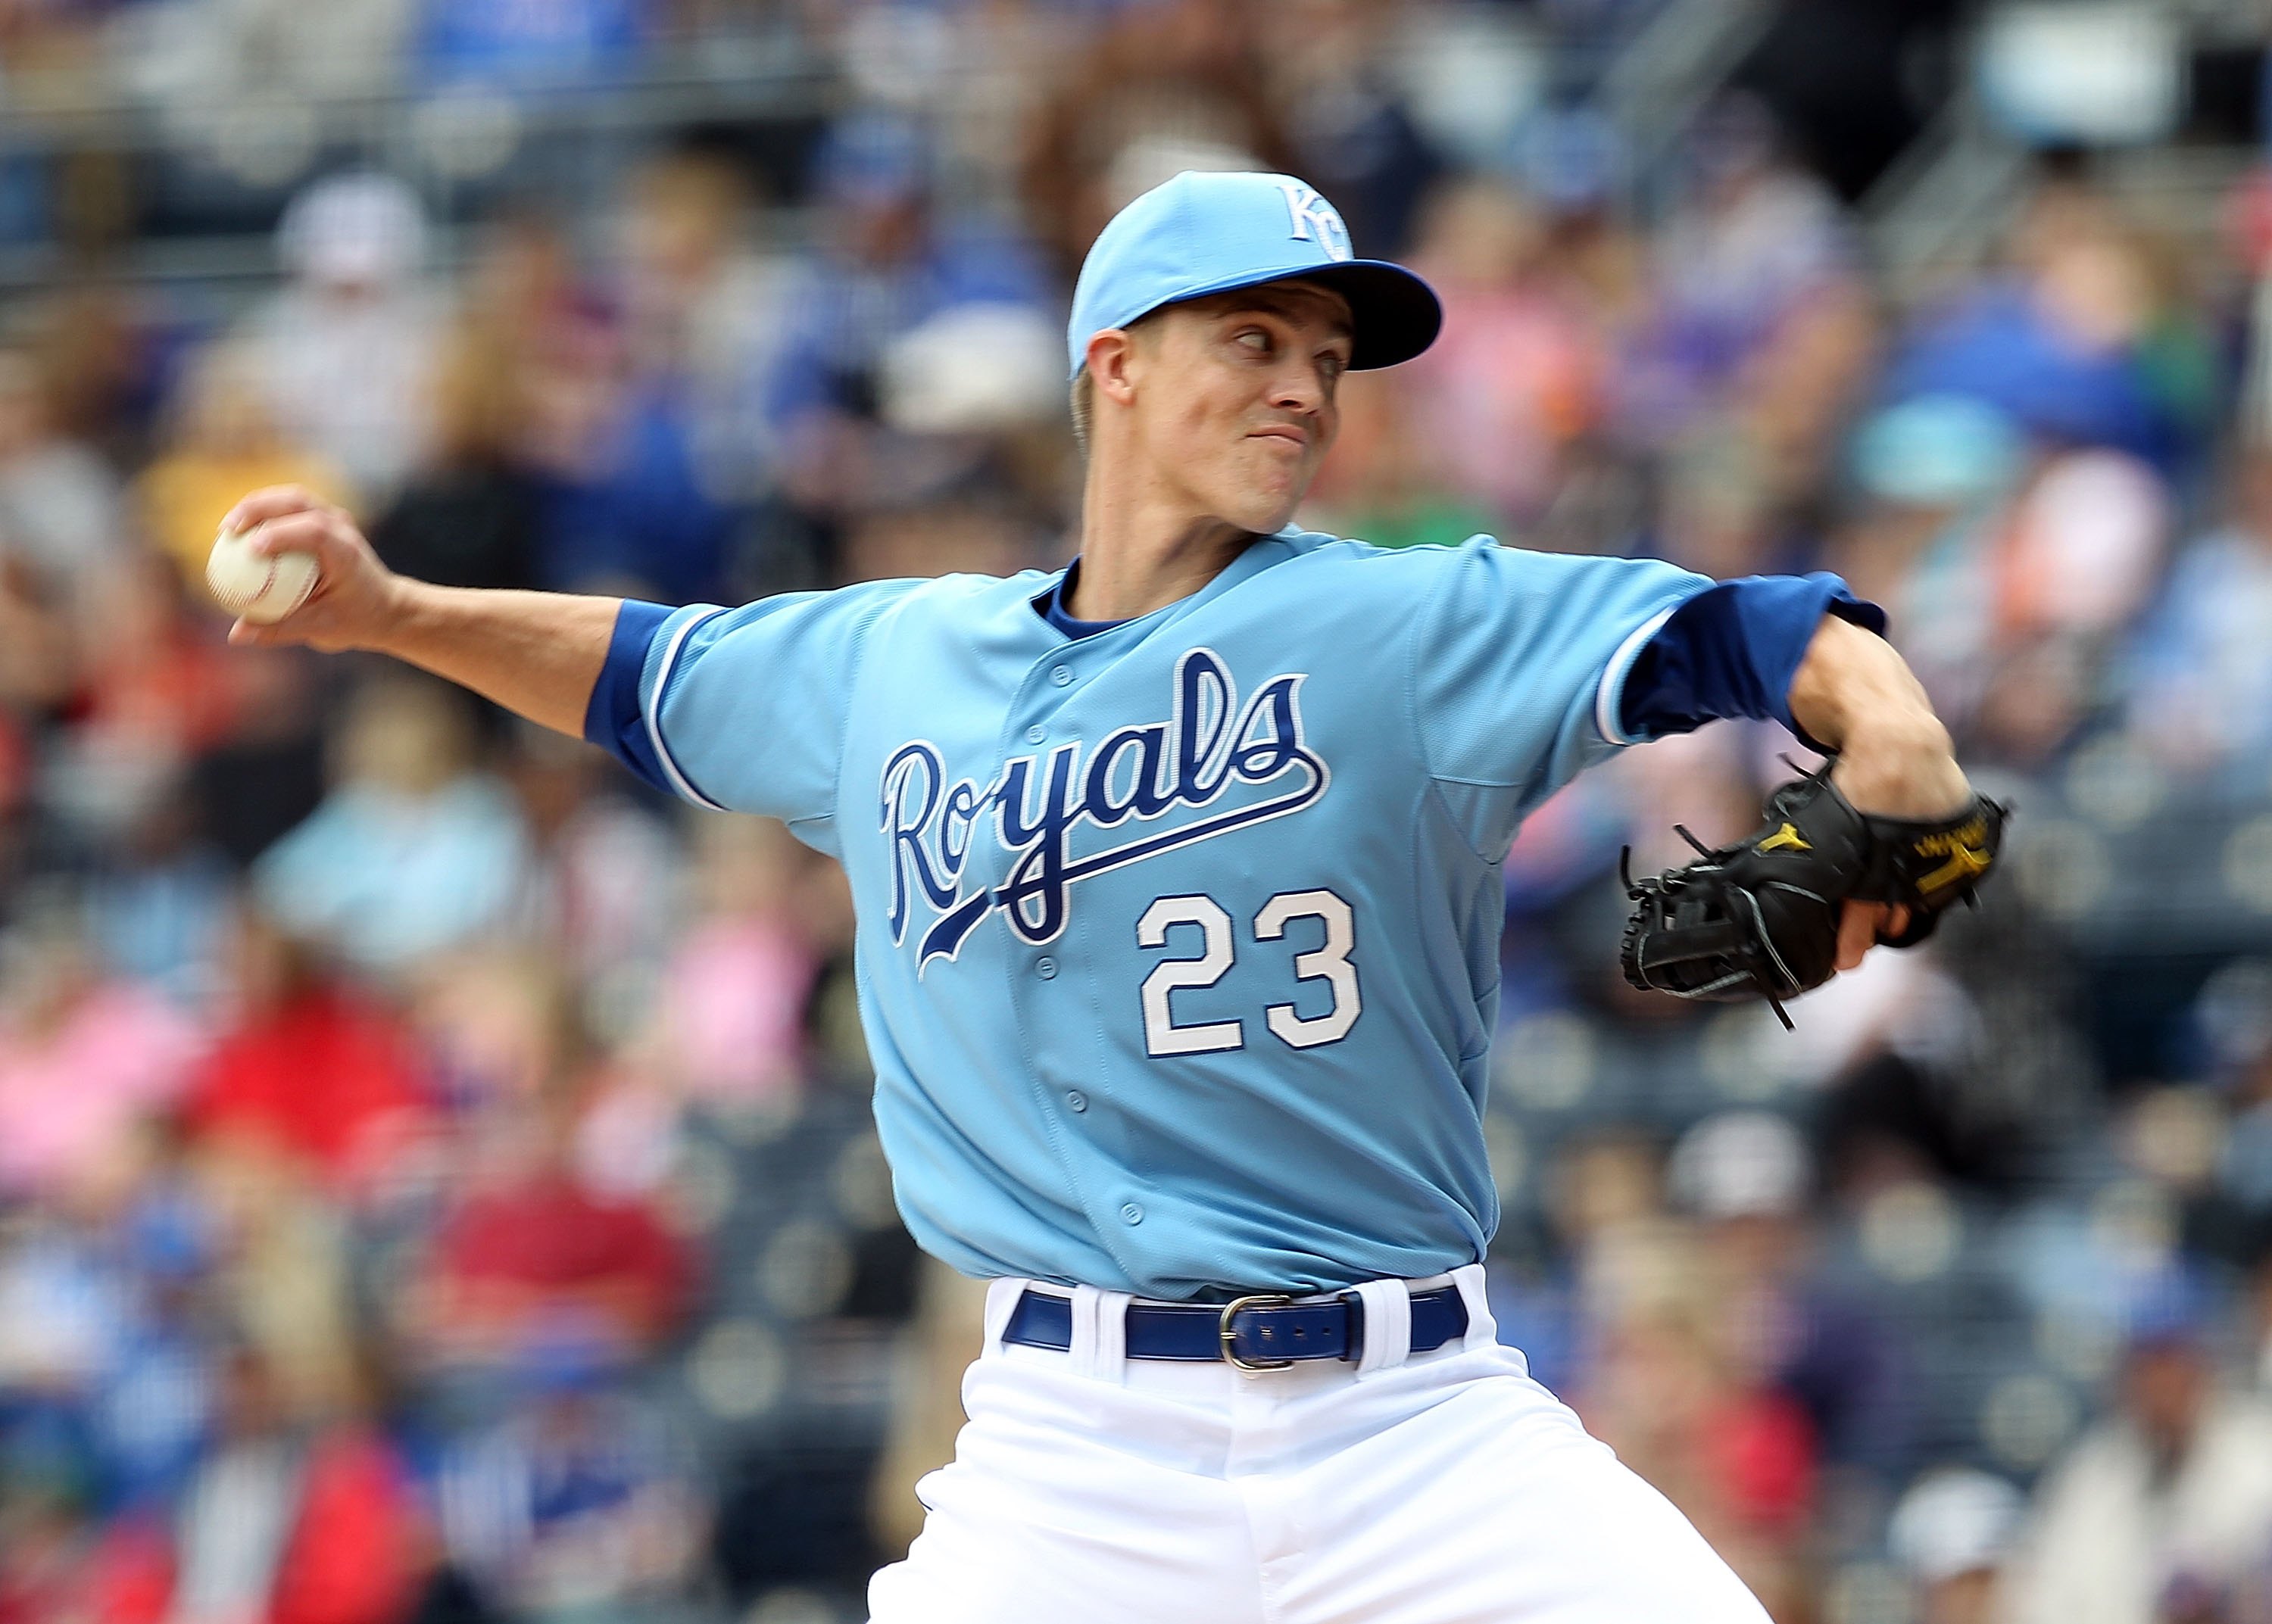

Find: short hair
1070;366;1094;457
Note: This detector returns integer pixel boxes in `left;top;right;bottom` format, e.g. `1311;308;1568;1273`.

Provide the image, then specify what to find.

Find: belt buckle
1219;1293;1296;1372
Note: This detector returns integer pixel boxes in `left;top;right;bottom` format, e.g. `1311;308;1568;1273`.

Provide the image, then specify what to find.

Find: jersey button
1025;724;1047;745
1050;665;1073;687
1035;956;1058;980
1066;1089;1088;1113
1119;1203;1144;1225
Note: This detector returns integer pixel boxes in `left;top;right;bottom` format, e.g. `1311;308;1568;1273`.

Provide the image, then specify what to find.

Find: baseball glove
1619;765;2008;1028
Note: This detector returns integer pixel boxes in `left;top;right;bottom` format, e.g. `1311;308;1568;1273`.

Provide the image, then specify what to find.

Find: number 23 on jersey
1135;889;1360;1057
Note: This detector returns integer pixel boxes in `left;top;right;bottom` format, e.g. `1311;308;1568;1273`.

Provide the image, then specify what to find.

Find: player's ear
1087;329;1142;409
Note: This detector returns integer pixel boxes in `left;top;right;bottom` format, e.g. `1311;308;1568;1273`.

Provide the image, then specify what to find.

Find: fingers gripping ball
206;527;320;624
1619;767;2008;1028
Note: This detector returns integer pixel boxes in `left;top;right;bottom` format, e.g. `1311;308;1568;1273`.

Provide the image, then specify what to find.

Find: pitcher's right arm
225;484;919;834
220;485;620;738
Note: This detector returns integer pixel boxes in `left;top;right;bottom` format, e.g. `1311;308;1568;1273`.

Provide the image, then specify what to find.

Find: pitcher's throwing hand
213;488;401;653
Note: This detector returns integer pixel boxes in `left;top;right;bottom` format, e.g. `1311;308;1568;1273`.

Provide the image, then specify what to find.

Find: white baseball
205;527;320;624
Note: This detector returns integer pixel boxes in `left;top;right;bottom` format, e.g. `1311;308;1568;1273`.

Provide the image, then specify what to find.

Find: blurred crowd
0;1;2266;1622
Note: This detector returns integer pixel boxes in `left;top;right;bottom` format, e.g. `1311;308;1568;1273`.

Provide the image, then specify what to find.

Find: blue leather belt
1003;1286;1469;1372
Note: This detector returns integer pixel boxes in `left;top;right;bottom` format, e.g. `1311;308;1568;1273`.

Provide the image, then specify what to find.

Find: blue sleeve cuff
1616;572;1886;745
582;599;678;796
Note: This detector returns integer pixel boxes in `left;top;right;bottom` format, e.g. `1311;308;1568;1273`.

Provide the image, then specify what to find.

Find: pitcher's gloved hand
1619;767;2008;1027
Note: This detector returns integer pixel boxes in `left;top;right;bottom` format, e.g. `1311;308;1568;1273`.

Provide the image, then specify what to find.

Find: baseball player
223;170;1999;1622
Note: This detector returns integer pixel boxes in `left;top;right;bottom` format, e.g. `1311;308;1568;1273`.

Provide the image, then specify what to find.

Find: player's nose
1266;360;1330;419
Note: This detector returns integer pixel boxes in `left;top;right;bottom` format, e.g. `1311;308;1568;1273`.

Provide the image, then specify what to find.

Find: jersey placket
992;641;1159;1275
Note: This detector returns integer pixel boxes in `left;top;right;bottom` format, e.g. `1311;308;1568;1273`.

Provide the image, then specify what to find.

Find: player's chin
1225;462;1312;532
1226;492;1303;535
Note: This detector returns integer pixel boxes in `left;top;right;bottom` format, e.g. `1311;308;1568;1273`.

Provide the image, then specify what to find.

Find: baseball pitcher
223;170;2002;1622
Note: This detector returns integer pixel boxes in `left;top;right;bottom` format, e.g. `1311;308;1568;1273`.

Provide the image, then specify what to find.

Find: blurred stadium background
1;0;2272;1620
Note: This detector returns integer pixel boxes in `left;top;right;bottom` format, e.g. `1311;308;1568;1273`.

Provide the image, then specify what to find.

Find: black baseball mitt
1619;766;2008;1027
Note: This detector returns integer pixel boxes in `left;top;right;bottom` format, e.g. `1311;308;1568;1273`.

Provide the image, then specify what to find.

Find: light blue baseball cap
1066;170;1442;379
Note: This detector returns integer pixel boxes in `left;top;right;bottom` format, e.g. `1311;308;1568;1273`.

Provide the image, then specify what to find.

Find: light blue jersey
608;528;1710;1298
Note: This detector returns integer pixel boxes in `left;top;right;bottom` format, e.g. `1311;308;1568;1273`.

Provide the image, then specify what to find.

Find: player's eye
1234;328;1272;356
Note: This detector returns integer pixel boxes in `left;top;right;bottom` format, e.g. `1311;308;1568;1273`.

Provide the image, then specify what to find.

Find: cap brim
1109;258;1442;374
1285;260;1443;370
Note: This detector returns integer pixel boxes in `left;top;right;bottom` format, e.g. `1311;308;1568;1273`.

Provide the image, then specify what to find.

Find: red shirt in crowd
424;1165;691;1354
186;983;432;1186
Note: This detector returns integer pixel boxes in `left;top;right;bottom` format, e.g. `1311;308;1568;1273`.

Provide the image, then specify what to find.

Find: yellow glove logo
1758;822;1812;853
1914;818;1993;897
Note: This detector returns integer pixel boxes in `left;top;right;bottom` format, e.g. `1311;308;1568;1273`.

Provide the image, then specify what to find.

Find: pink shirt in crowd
0;982;203;1196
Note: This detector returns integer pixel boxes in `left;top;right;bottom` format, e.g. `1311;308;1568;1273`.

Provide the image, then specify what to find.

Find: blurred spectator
410;1075;690;1374
139;1340;424;1624
49;553;239;849
84;776;235;1011
837;497;1038;586
504;726;678;1042
2123;442;2272;787
1887;179;2216;471
1649;419;1793;581
368;315;543;594
1574;1280;1818;1619
1996;450;2170;641
1538;1130;1818;1612
872;309;1073;564
1836;393;2026;609
254;677;532;976
0;1136;220;1511
1837;385;2169;767
136;341;350;608
1258;0;1441;257
651;814;815;1110
241;175;444;510
20;290;162;472
0;348;126;602
1965;447;2167;771
0;552;75;724
148;1345;425;1624
520;156;774;607
2004;1270;2272;1624
2192;961;2272;1234
2254;1249;2272;1395
1390;176;1606;531
616;145;792;507
415;0;646;92
1621;97;1860;447
185;906;432;1194
184;645;330;872
0;904;201;1204
877;302;1064;442
1300;363;1500;552
410;236;669;611
121;0;417;122
408;947;587;1116
372;212;600;597
1666;1112;1908;1474
763;112;1050;536
0;1406;114;1622
1886;1467;2024;1624
189;1134;367;1439
1809;960;2021;1199
434;1358;707;1616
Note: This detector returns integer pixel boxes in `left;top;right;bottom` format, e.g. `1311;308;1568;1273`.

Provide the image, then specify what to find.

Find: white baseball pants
866;1265;1771;1624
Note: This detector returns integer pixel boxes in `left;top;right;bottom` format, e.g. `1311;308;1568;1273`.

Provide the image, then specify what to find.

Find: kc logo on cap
1277;182;1352;262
